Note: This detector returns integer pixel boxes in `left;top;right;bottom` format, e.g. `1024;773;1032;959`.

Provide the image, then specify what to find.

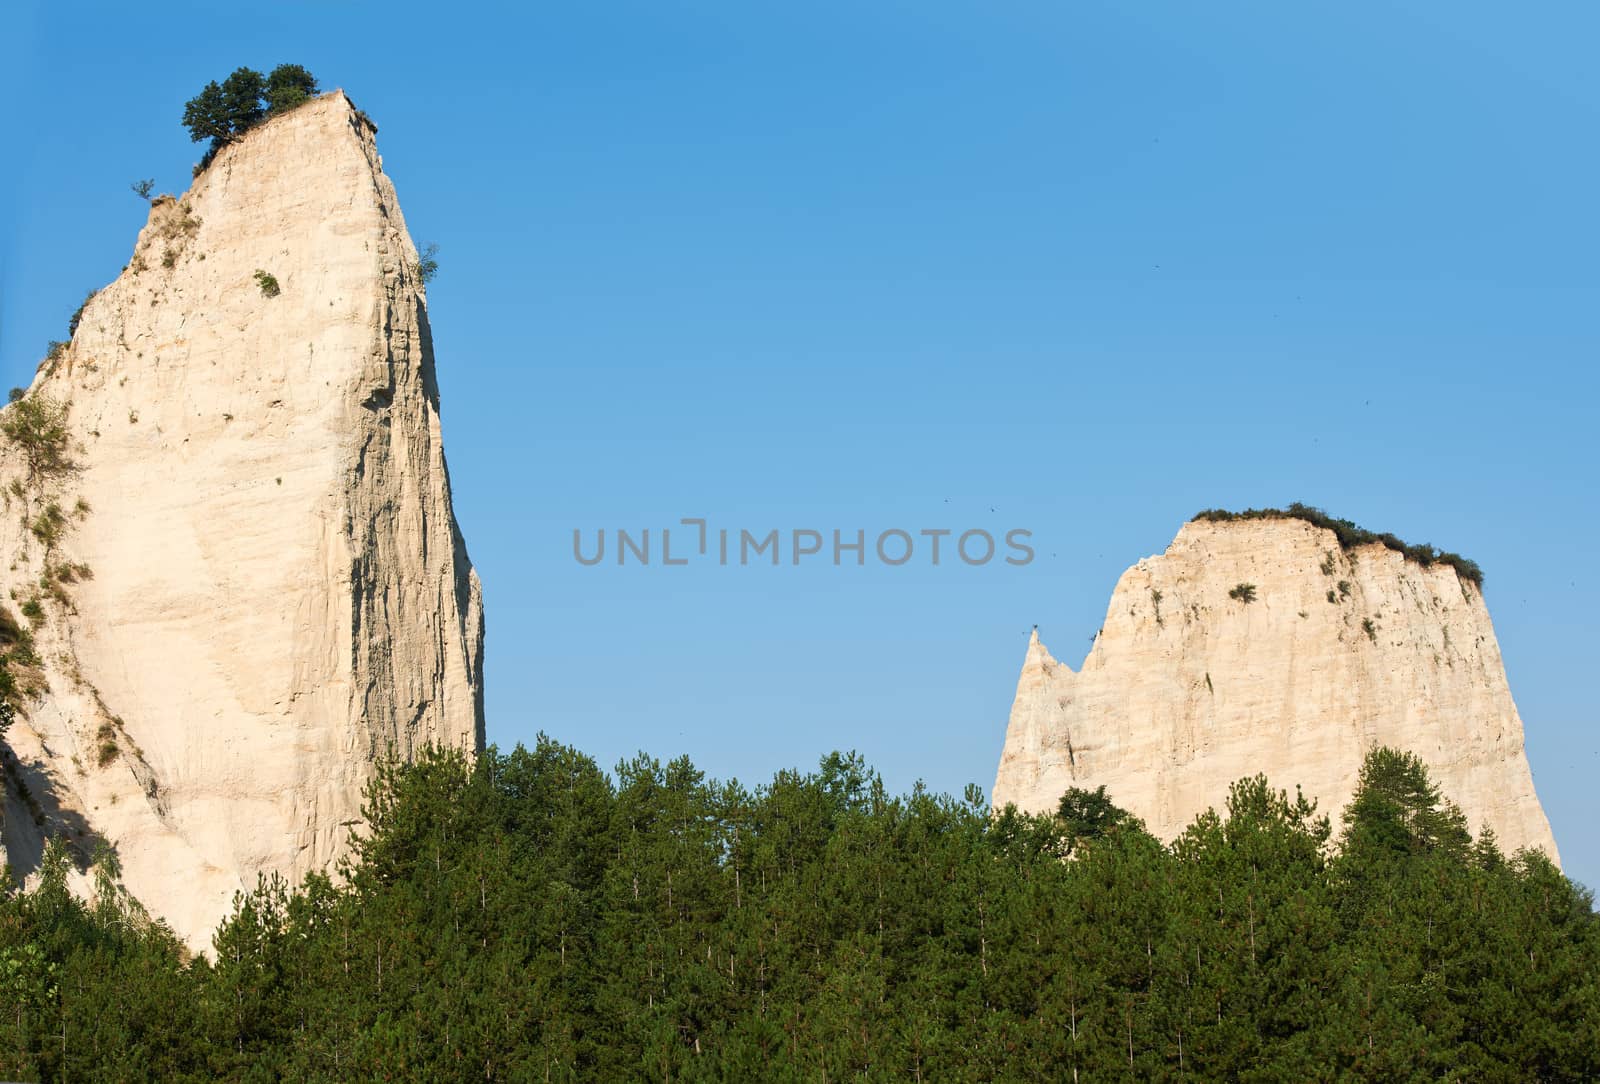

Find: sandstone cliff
0;92;484;949
993;514;1558;861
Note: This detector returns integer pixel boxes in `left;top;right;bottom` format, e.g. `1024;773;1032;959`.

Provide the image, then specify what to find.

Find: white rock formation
993;515;1558;861
0;91;484;949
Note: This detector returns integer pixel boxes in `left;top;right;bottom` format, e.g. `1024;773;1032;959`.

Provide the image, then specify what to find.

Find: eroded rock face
993;517;1558;861
0;92;484;949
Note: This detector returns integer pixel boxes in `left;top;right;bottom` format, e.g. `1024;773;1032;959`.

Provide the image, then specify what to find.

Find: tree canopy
181;64;320;161
0;741;1593;1081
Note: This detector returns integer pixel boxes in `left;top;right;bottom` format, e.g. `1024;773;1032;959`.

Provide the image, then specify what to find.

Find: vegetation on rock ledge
1;395;71;485
182;64;320;173
1193;502;1485;588
253;270;281;298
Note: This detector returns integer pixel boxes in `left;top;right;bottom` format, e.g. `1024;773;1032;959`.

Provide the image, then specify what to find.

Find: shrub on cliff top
1193;502;1485;589
67;290;96;337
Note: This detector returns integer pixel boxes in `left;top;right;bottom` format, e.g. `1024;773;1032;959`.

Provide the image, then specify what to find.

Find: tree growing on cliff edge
181;80;232;145
265;64;318;115
183;65;320;167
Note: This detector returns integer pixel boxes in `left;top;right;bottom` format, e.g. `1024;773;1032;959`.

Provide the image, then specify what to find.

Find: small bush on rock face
68;290;96;337
2;395;71;482
1229;583;1257;604
0;605;27;648
413;242;440;285
30;503;67;551
254;270;281;298
97;722;120;766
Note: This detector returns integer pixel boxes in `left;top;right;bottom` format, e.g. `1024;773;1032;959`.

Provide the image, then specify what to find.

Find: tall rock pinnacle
0;91;484;948
993;514;1558;861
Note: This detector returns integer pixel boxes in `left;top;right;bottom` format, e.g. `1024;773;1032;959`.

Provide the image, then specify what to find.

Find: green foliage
1362;617;1377;642
1194;502;1485;589
0;605;36;676
1341;747;1471;861
28;503;67;551
96;721;119;767
130;178;155;200
1229;581;1257;604
2;395;71;484
181;80;230;145
253;270;281;298
19;598;43;625
413;241;440;285
183;64;319;170
0;739;1593;1080
0;664;13;742
1056;784;1139;853
265;64;319;115
67;289;95;338
220;67;266;133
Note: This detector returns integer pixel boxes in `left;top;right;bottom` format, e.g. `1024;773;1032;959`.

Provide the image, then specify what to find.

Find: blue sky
3;2;1596;888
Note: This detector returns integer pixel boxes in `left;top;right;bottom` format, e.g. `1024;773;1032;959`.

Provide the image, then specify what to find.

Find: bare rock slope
0;92;484;948
993;514;1558;861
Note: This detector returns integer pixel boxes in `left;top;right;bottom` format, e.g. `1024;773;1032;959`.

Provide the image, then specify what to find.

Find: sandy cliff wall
993;516;1558;861
0;92;484;948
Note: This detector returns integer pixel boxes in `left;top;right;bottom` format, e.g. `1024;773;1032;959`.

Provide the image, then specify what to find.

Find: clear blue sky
3;2;1596;889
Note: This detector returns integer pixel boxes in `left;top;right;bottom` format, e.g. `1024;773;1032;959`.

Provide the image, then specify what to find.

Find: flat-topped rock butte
993;514;1559;861
0;91;484;950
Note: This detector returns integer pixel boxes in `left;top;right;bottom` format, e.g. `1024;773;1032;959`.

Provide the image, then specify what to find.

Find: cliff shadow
1;747;103;882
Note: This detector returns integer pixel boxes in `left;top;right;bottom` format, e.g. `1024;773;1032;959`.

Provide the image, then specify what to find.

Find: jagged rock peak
993;513;1557;863
0;90;485;951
